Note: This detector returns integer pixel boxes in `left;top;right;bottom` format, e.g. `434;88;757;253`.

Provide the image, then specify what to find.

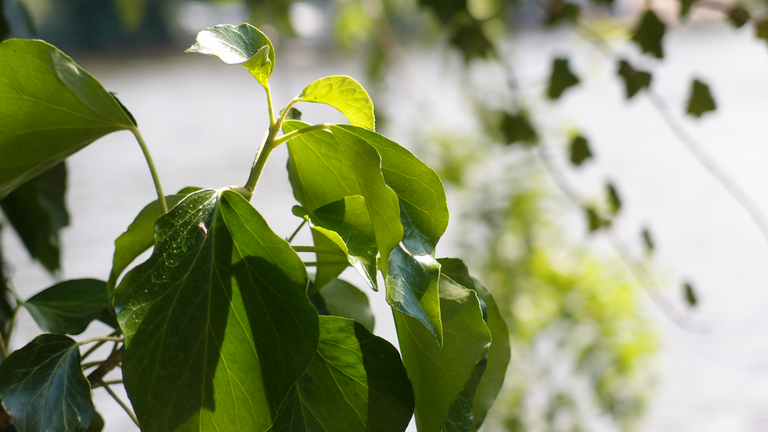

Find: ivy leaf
107;187;201;294
271;316;413;431
547;57;580;100
0;334;94;432
500;112;538;146
631;10;666;59
642;227;654;254
295;76;375;130
25;279;110;335
679;0;697;18
617;60;652;99
606;182;621;215
727;6;750;28
185;23;276;88
394;273;490;431
569;135;593;166
686;79;716;118
315;279;375;333
0;39;135;199
683;281;697;307
545;0;580;26
585;206;611;232
85;412;104;432
116;189;319;432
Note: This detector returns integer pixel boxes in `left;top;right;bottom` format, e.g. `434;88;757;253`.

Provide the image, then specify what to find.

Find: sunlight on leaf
296;75;375;130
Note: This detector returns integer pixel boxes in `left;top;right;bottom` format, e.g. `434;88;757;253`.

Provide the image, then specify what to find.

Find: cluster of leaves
0;22;511;432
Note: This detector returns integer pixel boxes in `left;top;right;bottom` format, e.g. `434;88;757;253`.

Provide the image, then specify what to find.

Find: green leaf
85;412;104;432
547;57;580;100
569;135;593;167
684;282;697;307
116;189;319;432
295;76;375;130
394;274;490;432
25;278;110;335
500;112;538;146
0;39;135;199
686;79;716;118
316;279;375;333
617;60;652;99
185;23;276;88
632;10;666;59
756;20;768;42
545;1;580;27
449;20;495;63
387;244;442;341
585;206;611;233
107;187;201;294
113;0;148;31
0;334;94;432
271;316;413;431
727;6;750;28
679;0;697;18
606;182;621;215
642;227;654;254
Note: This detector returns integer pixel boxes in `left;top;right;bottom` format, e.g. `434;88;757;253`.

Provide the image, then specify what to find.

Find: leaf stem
0;331;7;359
81;361;105;370
4;303;21;351
81;330;121;362
102;383;140;427
265;84;276;127
272;123;331;146
287;220;307;244
78;336;124;346
292;246;346;256
131;128;167;213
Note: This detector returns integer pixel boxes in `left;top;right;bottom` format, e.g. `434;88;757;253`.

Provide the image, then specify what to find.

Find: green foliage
606;182;622;215
683;282;697;307
569;135;593;167
617;60;652;100
296;76;375;130
686;79;716;118
545;0;580;26
727;6;750;28
25;279;111;335
631;10;666;59
311;278;375;332
642;228;655;254
500;112;538;146
547;57;580;100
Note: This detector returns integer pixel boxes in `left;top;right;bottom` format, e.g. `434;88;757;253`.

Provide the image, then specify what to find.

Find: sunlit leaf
727;6;750;28
569;135;593;166
500;112;538;146
545;0;580;26
642;227;654;254
684;282;697;307
617;60;652;99
25;279;110;335
0;39;135;199
631;10;666;59
295;76;375;130
606;182;621;215
547;57;580;100
185;23;276;88
116;189;319;432
0;334;94;432
686;79;716;118
271;316;413;431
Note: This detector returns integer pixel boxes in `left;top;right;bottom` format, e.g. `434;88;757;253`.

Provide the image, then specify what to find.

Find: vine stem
131;128;167;213
81;330;121;362
287;220;307;244
78;336;124;346
102;383;139;427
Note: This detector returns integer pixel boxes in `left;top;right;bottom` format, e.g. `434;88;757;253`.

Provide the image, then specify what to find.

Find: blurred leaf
0;1;8;41
419;0;468;24
589;0;613;7
0;227;14;341
683;282;697;307
282;107;302;121
632;10;666;59
185;23;275;88
679;0;697;18
450;19;495;63
315;279;375;333
617;60;652;99
585;206;611;232
85;412;104;432
756;20;768;42
547;58;580;100
112;0;148;32
25;279;110;335
727;6;750;28
569;135;593;166
0;39;134;199
0;334;94;432
0;0;35;41
295;76;375;130
606;182;621;215
271;316;414;432
500;112;538;146
686;79;716;118
545;0;580;26
642;227;654;254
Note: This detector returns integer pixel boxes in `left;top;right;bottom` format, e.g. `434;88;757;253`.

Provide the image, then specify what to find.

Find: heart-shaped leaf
0;39;135;198
186;23;276;88
0;334;94;432
295;76;375;130
25;278;110;335
116;189;319;432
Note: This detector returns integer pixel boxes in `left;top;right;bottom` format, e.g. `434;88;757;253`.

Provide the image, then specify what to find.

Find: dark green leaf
684;282;697;307
679;0;697;18
25;279;109;335
394;274;490;431
116;189;319;432
111;93;137;127
617;60;652;99
0;39;135;199
606;182;621;215
547;57;580;100
0;334;94;432
85;412;104;432
756;20;768;42
270;316;413;431
727;6;750;28
113;0;148;31
545;0;580;26
0;227;15;341
317;279;375;333
686;79;716;118
419;0;466;24
631;10;666;59
282;107;302;121
185;23;276;88
585;206;611;233
569;135;593;166
642;227;654;254
449;20;495;63
295;76;375;130
500;112;538;146
0;2;8;41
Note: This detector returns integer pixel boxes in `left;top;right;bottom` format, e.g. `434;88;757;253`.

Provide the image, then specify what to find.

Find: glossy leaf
606;182;621;215
684;282;697;307
295;76;375;130
0;334;94;432
642;227;654;254
107;187;201;293
545;0;580;26
686;79;716;118
0;226;14;341
569;135;593;167
632;10;666;59
25;279;110;335
727;6;750;28
500;112;538;146
271;316;413;431
394;274;490;432
185;23;275;88
617;60;652;100
116;189;319;432
547;58;580;100
0;39;135;199
317;279;375;333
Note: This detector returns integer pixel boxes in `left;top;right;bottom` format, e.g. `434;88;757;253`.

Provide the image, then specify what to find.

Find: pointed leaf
632;10;666;59
271;316;413;432
394;275;490;432
0;39;135;199
317;279;375;333
185;23;276;88
387;244;442;342
642;227;654;254
684;282;697;307
686;79;716;118
545;0;580;26
727;6;750;28
569;135;593;166
0;334;94;432
295;76;375;130
25;279;110;335
606;182;621;215
547;57;580;100
500;112;538;146
116;189;319;432
617;59;652;99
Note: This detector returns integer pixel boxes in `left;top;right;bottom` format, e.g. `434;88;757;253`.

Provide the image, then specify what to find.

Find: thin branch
81;330;121;362
78;336;123;346
272;123;331;146
81;361;105;370
101;383;139;427
88;346;124;389
287;220;307;244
